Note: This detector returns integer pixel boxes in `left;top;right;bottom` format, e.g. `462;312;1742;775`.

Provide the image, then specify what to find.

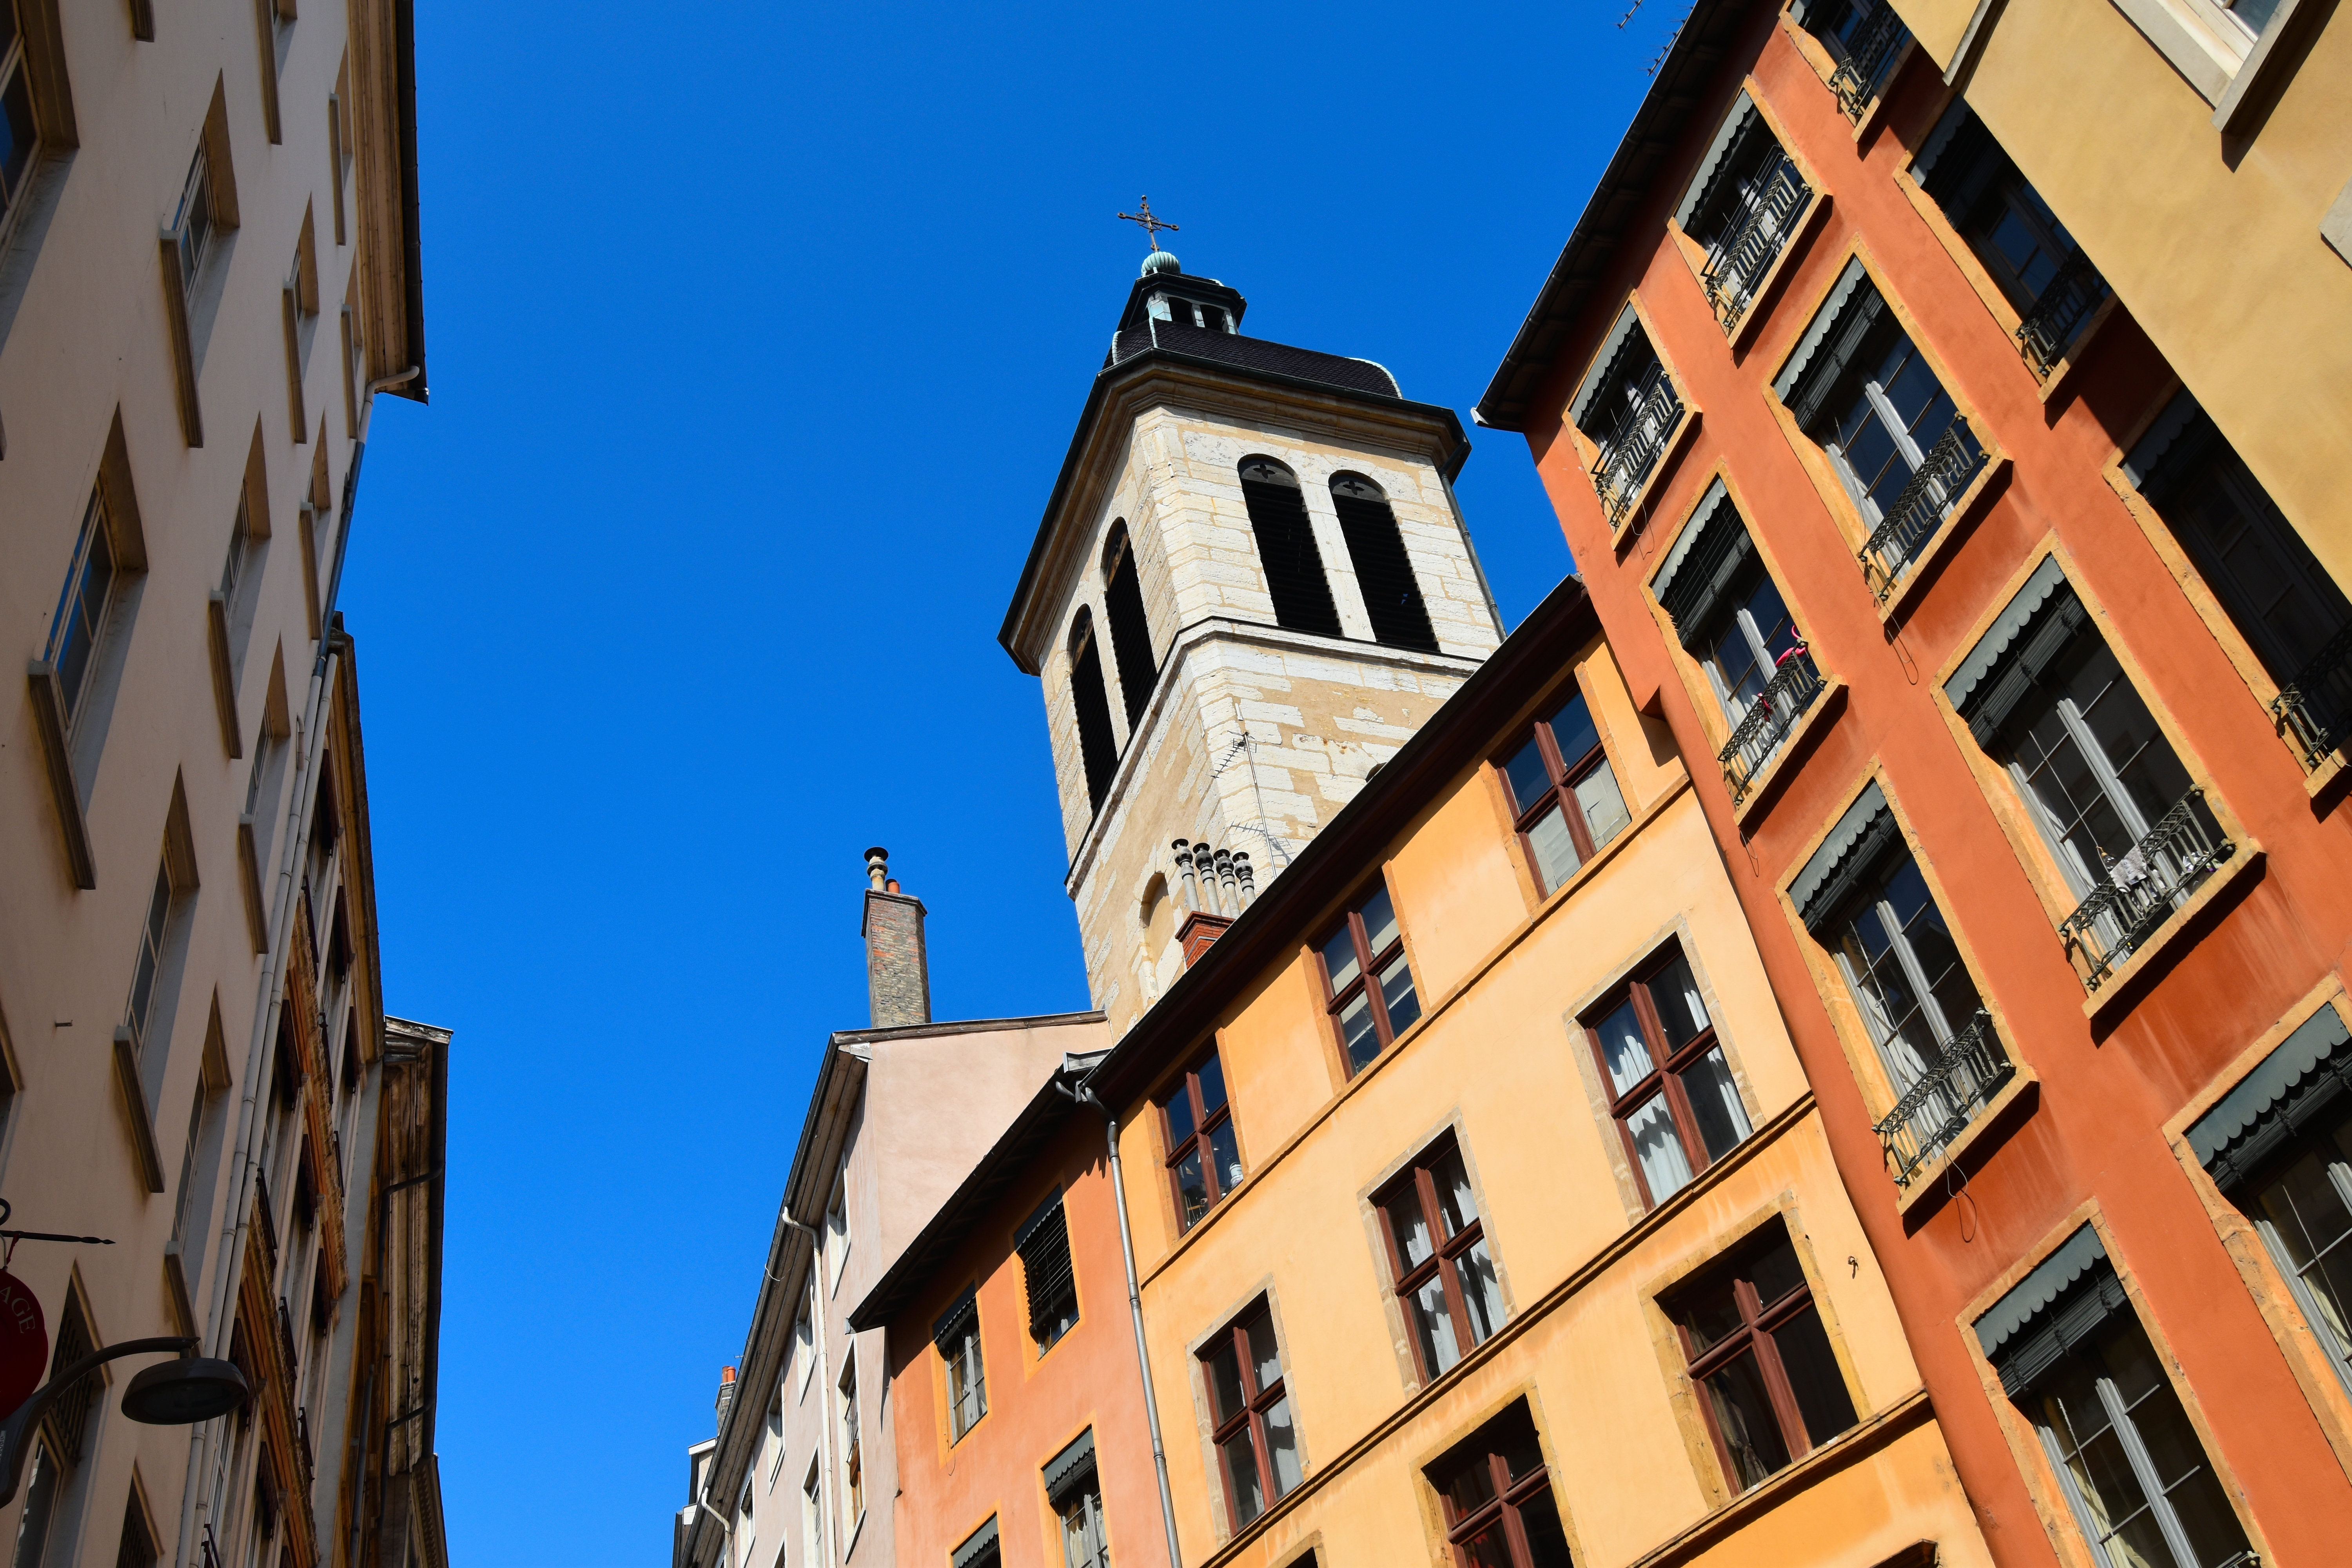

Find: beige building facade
998;258;1505;1036
0;2;436;1568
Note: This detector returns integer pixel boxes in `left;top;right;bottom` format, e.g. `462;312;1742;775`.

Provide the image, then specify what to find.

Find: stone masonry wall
1032;399;1504;1037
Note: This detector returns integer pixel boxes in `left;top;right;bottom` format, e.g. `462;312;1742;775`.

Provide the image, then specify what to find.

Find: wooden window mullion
1737;1279;1814;1457
1680;1321;1750;1483
1354;913;1393;1042
1492;1454;1537;1568
1420;1169;1476;1350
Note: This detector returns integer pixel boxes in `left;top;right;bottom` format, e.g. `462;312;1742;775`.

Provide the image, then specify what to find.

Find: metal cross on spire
1117;195;1180;252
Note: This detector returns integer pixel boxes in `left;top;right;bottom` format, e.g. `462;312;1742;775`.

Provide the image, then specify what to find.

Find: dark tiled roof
1108;321;1403;399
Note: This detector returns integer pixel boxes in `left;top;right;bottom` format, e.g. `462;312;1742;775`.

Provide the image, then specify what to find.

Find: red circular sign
0;1271;49;1417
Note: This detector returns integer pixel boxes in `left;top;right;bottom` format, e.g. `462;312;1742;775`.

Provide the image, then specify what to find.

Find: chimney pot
864;847;890;891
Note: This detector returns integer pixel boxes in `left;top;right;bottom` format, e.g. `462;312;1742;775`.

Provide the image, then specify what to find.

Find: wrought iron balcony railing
2057;789;2234;991
276;1296;301;1384
254;1168;279;1264
1590;367;1683;532
1874;1010;2013;1187
2270;623;2352;773
1719;648;1825;805
1700;154;1811;328
1828;0;1912;120
1857;419;1989;601
2015;247;2108;377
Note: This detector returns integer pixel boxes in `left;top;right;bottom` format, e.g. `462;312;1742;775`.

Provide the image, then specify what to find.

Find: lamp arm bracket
0;1336;196;1504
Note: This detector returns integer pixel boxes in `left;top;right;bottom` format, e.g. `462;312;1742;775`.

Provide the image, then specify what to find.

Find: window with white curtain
1581;946;1750;1207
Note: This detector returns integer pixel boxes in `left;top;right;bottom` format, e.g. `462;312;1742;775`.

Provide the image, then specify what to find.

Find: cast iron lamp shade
122;1354;250;1424
0;1336;249;1504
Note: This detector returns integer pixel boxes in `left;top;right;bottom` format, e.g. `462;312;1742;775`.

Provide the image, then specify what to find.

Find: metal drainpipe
1068;1081;1183;1568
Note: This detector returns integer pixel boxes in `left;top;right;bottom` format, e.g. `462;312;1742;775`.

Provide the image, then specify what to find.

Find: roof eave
1474;0;1750;433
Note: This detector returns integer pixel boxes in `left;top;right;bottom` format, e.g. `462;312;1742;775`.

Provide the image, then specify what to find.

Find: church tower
1000;247;1505;1036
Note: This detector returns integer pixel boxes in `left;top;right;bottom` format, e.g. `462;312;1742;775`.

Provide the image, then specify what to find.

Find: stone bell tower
999;248;1505;1037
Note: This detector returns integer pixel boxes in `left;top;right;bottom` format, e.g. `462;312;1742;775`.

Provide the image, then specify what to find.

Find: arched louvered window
1329;474;1438;652
1102;524;1158;729
1069;610;1120;813
1238;457;1342;637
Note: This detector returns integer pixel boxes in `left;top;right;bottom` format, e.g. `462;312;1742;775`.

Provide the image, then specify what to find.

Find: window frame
123;858;177;1060
1159;1049;1241;1233
1667;1224;1856;1493
1313;877;1421;1076
824;1170;850;1290
1053;1473;1108;1568
1428;1408;1566;1568
1373;1135;1503;1383
46;488;120;734
1580;947;1748;1209
0;0;46;262
1198;1300;1298;1531
936;1292;986;1443
2238;1102;2352;1397
1016;1192;1080;1352
1825;840;1988;1084
836;1355;862;1528
1496;686;1631;896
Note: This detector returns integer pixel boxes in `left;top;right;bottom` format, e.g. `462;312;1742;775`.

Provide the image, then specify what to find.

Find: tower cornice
998;348;1470;674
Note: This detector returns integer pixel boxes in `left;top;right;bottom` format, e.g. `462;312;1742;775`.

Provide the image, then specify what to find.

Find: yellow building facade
1078;581;1992;1568
1887;0;2352;588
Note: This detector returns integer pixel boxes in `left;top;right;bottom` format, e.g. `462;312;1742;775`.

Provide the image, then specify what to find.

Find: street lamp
0;1337;248;1504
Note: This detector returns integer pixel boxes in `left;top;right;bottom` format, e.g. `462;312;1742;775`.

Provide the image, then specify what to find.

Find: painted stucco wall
1100;633;1985;1566
884;1113;1170;1568
1511;8;2352;1566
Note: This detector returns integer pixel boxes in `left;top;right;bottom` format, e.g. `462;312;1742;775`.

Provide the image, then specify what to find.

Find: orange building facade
1479;4;2352;1566
849;1055;1172;1568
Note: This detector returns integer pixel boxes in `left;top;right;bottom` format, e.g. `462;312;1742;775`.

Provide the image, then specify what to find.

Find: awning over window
1973;1224;2127;1396
1909;98;1973;187
953;1517;1000;1568
2187;1001;2350;1193
1570;301;1644;433
932;1286;978;1357
1774;256;1884;429
1789;782;1893;935
1651;480;1755;648
1675;91;1758;229
2120;388;2223;509
1944;555;2088;744
1043;1428;1097;1506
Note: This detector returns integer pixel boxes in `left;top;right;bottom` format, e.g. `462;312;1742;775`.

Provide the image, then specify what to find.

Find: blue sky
343;2;1686;1560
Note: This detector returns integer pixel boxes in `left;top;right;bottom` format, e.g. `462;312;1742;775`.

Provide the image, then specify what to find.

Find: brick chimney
862;847;931;1029
715;1364;737;1434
